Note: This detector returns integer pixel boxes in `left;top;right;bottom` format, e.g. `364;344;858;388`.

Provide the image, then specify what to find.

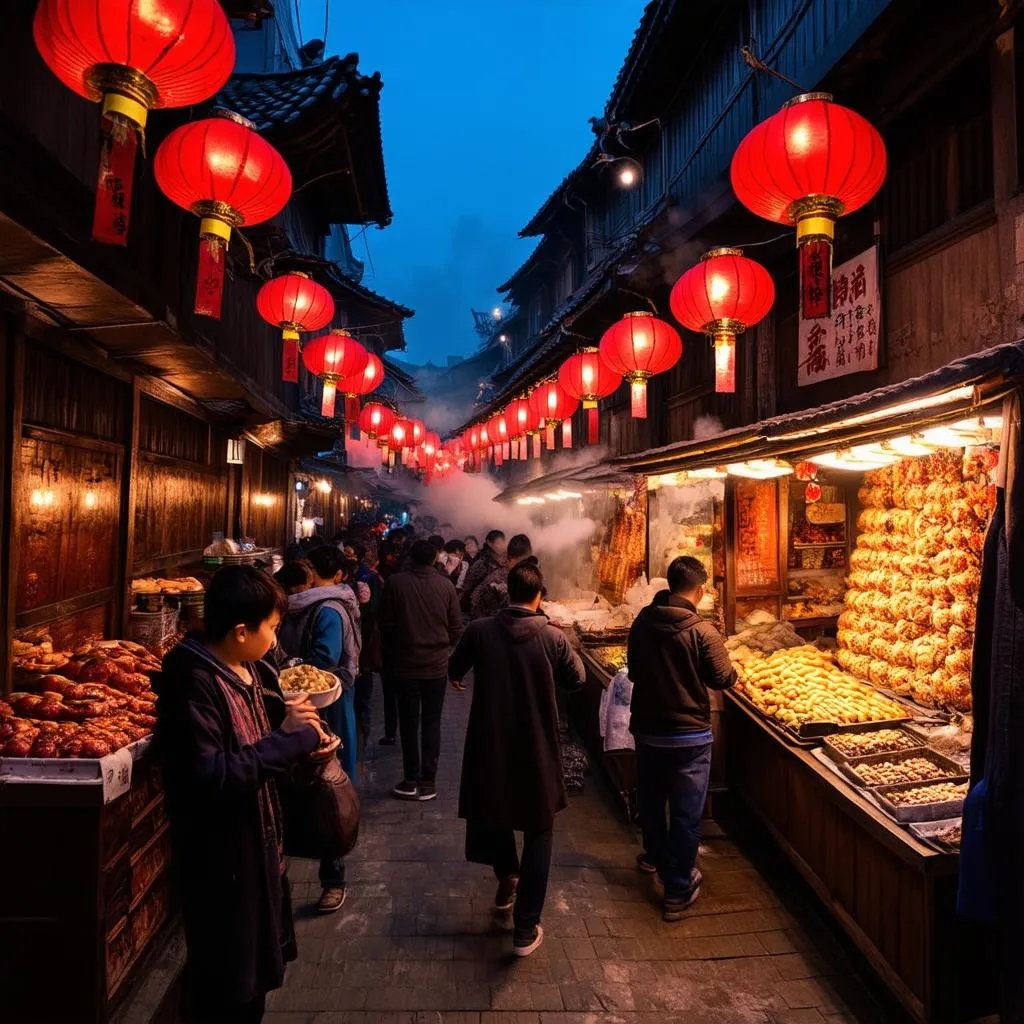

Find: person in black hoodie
460;529;506;616
154;566;324;1023
627;555;736;922
471;533;539;619
449;562;584;958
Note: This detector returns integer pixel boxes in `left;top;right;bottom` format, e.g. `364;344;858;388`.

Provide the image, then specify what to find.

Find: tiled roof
219;54;392;227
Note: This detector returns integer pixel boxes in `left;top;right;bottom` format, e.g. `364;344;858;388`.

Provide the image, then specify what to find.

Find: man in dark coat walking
449;562;584;957
380;539;463;801
627;555;736;922
460;529;506;616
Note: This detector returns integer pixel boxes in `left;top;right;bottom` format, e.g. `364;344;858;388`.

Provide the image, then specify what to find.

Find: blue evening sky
310;0;648;365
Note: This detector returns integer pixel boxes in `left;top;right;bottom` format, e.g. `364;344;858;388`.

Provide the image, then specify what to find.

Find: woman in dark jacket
155;567;322;1023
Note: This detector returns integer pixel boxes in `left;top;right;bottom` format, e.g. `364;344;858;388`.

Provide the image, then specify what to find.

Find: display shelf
792;541;847;549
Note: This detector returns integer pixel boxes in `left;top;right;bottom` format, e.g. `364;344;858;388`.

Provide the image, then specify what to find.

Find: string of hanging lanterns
257;273;335;382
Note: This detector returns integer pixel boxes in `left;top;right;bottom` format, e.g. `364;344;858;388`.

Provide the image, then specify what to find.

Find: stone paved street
270;683;894;1024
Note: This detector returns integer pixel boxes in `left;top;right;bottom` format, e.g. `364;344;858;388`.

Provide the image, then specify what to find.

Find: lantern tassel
585;403;599;445
345;395;360;422
799;238;832;320
503;442;510;461
546;422;556;449
562;420;573;449
714;333;736;394
630;380;648;419
92;114;137;246
194;236;227;319
320;379;337;419
281;329;300;384
532;434;541;459
380;446;388;466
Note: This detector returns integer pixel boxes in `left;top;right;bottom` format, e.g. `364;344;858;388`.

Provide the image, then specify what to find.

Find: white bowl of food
279;664;342;707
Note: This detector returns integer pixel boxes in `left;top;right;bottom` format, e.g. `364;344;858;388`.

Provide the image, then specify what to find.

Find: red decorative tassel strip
630;381;647;419
562;420;573;449
282;338;299;383
546;423;555;449
587;407;598;445
92;115;137;246
345;395;360;422
800;238;832;319
320;381;337;419
532;435;541;459
195;236;226;319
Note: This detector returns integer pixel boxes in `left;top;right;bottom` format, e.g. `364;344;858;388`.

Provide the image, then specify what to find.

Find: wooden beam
119;381;141;636
1;314;25;694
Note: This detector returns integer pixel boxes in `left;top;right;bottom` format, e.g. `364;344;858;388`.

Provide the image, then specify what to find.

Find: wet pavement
268;680;891;1024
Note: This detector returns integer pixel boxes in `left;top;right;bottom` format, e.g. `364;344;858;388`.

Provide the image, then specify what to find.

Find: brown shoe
494;875;518;912
317;886;347;914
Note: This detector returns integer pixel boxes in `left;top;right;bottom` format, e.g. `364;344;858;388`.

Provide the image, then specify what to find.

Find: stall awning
496;457;635;503
616;340;1024;475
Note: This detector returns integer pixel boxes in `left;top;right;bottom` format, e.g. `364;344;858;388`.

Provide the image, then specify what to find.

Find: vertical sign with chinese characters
798;245;880;387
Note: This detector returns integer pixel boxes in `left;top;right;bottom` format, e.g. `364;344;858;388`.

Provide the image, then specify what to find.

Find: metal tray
908;817;962;853
838;747;966;789
872;779;969;823
821;723;926;765
727;688;821;749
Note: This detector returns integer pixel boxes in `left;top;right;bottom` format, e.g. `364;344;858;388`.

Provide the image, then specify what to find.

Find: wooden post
118;379;141;636
1;315;25;694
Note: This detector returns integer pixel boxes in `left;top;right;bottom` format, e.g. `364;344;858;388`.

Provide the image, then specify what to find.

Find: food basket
279;665;341;708
872;779;969;823
821;723;926;765
908;818;962;853
838;748;966;790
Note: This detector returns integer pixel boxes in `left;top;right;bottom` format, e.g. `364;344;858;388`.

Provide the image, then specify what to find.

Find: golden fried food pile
736;644;907;730
826;727;920;757
886;781;967;806
280;664;337;694
851;754;958;787
837;450;997;712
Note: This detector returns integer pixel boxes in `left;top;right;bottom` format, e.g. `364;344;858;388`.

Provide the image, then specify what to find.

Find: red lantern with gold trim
530;379;580;450
670;248;774;394
358;400;396;442
154;110;292;320
33;0;234;246
360;352;385;395
301;330;368;420
257;273;335;382
505;397;540;459
558;349;621;445
730;93;886;320
598;312;682;419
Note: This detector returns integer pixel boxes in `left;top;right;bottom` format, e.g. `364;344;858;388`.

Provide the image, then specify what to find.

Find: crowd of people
153;517;736;1023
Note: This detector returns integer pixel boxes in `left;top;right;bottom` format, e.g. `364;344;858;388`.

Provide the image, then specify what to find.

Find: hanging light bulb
726;459;793;479
886;434;934;457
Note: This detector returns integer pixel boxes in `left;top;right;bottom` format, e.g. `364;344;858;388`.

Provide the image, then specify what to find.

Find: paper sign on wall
798;245;880;386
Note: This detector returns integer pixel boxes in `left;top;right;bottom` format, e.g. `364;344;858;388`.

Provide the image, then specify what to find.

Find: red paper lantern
530;380;580;450
257;273;335;382
358;401;396;442
805;481;823;503
558;349;621;445
301;330;368;419
669;248;774;393
730;93;886;319
487;411;510;464
33;0;234;246
360;352;385;394
505;397;540;459
154;110;292;319
794;461;818;481
598;312;682;419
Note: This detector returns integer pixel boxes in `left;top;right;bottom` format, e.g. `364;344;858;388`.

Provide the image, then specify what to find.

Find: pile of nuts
886;781;968;806
827;728;921;757
851;754;957;787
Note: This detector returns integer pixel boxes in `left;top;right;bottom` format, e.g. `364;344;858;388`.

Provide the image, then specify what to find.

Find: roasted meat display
2;636;159;758
837;450;997;711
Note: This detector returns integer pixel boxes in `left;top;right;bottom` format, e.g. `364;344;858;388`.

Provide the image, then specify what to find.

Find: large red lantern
505;396;540;459
598;312;682;419
301;330;368;419
487;411;510;464
386;417;413;470
33;0;234;246
558;349;621;445
360;352;385;395
257;273;335;382
669;248;774;393
731;93;886;320
358;401;396;442
154;110;291;319
530;379;580;450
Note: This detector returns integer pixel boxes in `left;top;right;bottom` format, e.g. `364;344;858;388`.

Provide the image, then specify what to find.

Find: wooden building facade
472;0;1024;471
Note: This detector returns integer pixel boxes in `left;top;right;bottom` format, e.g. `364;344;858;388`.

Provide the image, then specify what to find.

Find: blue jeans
635;741;712;900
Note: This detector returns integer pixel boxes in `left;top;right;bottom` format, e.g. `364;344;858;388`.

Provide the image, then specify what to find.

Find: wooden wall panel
16;437;121;611
133;456;227;569
43;604;110;650
22;345;128;442
240;446;290;550
138;395;208;462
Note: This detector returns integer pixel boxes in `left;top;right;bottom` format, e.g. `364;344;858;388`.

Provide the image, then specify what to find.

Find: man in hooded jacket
449;562;584;957
627;555;736;922
460;529;506;616
277;544;362;915
471;533;540;619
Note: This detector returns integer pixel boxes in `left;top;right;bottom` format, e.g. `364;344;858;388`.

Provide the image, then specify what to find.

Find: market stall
614;340;1022;1023
0;338;295;1023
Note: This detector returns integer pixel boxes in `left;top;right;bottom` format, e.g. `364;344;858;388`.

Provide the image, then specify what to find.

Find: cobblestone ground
269;683;890;1024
